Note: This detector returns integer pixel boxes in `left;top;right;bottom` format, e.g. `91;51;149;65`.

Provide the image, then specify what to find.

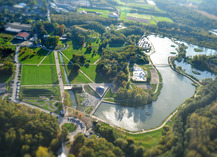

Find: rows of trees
0;100;62;156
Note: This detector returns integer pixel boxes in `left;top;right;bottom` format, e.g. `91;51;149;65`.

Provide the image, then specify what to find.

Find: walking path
37;50;52;66
59;50;95;83
54;51;65;103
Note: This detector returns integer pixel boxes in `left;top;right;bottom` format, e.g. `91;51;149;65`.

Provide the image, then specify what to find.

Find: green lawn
78;8;113;18
19;47;50;64
20;86;61;100
21;65;58;85
127;13;151;19
0;33;14;46
62;41;100;64
64;65;91;84
104;88;114;98
126;129;162;148
40;51;55;64
62;123;76;132
81;65;111;83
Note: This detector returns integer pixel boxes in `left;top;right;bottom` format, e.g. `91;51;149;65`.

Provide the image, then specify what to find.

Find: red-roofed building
14;32;30;40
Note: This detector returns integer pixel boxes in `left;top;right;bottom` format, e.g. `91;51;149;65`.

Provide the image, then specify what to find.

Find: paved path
94;58;101;65
54;51;64;103
37;50;52;66
79;70;94;83
11;46;20;102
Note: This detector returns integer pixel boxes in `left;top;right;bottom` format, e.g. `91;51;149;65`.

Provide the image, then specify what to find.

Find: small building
96;86;105;94
14;32;30;40
132;66;147;82
108;12;118;19
79;10;87;15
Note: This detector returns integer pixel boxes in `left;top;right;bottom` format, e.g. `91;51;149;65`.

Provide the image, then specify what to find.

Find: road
11;46;20;102
54;51;64;103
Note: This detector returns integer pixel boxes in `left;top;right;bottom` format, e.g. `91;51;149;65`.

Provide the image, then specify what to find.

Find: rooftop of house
15;32;30;38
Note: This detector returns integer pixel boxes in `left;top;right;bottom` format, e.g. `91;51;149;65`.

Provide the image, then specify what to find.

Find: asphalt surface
11;46;20;102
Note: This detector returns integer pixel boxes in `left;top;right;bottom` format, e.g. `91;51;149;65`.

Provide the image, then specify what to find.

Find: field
19;47;51;64
64;65;91;84
78;8;113;18
20;86;61;100
0;33;14;46
21;65;58;85
62;123;76;132
80;65;110;83
62;40;100;65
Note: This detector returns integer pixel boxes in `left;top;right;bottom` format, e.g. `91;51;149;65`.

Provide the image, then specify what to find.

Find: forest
0;100;62;157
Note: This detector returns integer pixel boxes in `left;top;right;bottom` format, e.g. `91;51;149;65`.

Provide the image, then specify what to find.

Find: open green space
104;88;114;98
21;65;58;85
19;47;50;64
78;8;113;18
20;86;61;100
81;65;110;83
64;65;91;84
126;129;162;148
0;33;14;46
62;40;100;64
62;123;76;132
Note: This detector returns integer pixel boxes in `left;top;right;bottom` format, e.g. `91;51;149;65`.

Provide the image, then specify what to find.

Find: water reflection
94;36;198;131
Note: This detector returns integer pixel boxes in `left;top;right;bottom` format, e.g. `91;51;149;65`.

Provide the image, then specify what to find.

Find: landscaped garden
62;123;76;132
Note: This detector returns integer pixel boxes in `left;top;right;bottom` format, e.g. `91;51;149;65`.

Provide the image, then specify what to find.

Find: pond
94;35;197;131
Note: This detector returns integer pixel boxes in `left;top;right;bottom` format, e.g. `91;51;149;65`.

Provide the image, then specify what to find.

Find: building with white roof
132;66;147;82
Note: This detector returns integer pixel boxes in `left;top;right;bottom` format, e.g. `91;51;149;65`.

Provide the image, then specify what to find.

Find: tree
73;63;80;72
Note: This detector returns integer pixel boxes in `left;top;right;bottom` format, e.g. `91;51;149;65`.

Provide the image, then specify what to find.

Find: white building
108;12;118;19
132;66;147;82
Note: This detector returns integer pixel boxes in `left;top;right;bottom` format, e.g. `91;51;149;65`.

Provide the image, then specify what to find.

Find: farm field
21;65;58;85
19;47;50;64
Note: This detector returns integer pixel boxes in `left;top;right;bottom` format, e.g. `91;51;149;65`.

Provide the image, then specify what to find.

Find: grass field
0;33;14;46
62;123;76;132
78;8;113;18
21;65;58;85
62;40;100;64
19;47;50;64
64;65;91;84
20;86;61;100
81;65;111;83
126;129;162;148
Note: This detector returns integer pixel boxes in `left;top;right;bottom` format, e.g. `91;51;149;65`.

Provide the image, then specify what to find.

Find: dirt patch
150;67;159;84
126;16;150;24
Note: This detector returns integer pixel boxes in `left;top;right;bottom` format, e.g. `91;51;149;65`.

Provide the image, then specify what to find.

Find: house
14;32;30;40
108;12;118;19
5;22;31;33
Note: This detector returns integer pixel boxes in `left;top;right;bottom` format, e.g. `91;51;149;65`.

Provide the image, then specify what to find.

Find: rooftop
16;32;30;38
5;22;31;31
